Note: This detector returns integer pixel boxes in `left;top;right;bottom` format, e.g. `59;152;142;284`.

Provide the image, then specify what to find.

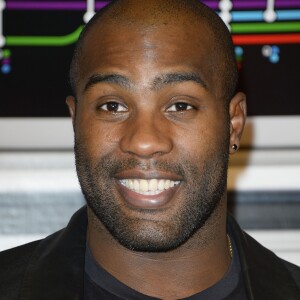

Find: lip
114;170;183;209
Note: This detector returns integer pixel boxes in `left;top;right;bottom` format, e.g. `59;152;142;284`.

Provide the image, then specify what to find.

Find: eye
167;102;194;112
99;101;127;112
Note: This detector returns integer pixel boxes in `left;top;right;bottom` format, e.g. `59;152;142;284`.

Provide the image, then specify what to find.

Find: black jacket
1;206;299;299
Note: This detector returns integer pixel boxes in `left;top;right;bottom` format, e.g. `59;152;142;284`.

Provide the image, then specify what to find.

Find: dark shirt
84;234;247;299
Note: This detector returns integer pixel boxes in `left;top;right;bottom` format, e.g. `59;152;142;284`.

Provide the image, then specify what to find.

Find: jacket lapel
228;214;300;300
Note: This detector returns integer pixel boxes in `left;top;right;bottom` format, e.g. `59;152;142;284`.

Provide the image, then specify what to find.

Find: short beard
75;138;229;253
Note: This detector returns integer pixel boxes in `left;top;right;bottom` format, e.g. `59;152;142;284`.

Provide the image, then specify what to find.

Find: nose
119;112;173;158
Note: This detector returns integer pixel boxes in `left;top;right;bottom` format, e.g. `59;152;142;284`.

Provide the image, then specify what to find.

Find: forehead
77;20;219;96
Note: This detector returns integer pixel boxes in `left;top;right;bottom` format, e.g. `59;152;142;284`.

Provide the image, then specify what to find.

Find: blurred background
0;0;300;264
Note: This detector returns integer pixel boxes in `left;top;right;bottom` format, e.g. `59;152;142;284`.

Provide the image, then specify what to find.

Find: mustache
74;142;189;179
94;154;187;178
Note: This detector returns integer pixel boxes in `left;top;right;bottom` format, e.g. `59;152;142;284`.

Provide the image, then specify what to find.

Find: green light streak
5;26;84;46
231;22;300;34
3;22;300;47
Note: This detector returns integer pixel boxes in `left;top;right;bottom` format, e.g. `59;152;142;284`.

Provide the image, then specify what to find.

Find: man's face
70;21;230;252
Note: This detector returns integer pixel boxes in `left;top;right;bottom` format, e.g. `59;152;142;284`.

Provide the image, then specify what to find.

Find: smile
119;179;181;195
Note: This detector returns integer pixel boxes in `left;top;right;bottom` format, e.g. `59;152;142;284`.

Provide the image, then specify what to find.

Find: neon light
278;10;300;20
232;33;300;45
231;22;300;33
1;64;11;74
5;1;300;11
235;46;244;57
231;10;300;22
232;11;263;22
230;1;300;10
5;26;83;46
3;48;10;57
206;1;300;10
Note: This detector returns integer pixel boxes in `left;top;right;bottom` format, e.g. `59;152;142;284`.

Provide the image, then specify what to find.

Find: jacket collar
228;214;300;300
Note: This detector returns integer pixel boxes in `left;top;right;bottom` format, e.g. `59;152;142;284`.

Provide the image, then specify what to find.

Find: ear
229;92;247;154
66;96;76;131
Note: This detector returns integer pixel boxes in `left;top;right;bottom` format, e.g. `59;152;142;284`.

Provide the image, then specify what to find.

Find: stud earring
231;144;238;151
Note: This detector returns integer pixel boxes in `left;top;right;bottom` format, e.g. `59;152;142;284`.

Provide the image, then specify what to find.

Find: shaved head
69;0;237;104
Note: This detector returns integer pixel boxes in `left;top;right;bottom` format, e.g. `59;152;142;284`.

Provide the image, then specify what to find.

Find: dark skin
67;14;246;300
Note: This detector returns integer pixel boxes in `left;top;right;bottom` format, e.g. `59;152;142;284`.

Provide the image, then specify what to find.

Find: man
1;0;300;299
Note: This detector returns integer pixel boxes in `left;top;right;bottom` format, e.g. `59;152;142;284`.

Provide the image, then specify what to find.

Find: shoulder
246;234;300;297
228;215;300;297
247;233;300;287
282;259;300;289
0;208;87;298
0;240;41;298
0;239;41;273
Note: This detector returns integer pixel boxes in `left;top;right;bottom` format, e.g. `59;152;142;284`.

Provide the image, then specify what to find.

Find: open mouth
116;177;182;209
119;178;181;195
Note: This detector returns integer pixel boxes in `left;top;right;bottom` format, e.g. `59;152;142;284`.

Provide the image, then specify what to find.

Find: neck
87;199;230;299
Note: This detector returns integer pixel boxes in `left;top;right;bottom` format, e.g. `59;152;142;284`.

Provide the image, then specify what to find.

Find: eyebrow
84;74;132;92
151;72;208;91
83;72;207;93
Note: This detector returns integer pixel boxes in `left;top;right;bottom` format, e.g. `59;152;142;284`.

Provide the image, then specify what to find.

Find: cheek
174;111;229;161
175;129;213;163
75;112;122;159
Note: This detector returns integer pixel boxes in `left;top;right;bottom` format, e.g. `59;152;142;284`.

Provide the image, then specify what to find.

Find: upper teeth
119;179;180;195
